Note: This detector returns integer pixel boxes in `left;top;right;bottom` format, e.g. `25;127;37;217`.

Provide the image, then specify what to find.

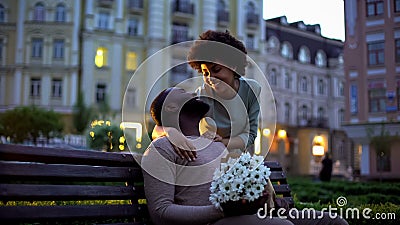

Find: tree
73;91;93;134
87;120;127;152
0;106;63;144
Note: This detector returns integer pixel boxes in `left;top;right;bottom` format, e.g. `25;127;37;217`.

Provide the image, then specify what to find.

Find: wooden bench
0;144;293;224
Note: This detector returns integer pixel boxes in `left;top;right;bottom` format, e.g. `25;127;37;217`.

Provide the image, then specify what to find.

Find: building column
111;39;123;111
23;74;30;105
148;0;164;40
81;36;94;106
0;75;5;105
202;0;216;32
360;144;370;176
41;74;51;106
236;0;245;40
13;70;22;105
63;75;69;106
70;72;78;106
72;0;81;66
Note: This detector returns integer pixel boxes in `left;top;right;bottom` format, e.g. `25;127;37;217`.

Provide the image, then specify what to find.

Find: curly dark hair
187;30;248;76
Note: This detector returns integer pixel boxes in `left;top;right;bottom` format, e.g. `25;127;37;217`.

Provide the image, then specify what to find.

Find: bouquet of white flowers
209;152;271;212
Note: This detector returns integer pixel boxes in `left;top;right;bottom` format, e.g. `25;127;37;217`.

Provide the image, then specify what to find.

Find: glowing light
314;135;323;145
312;145;325;156
106;121;111;126
255;129;261;155
119;144;125;151
121;122;143;147
262;128;271;136
119;136;125;143
89;131;94;138
278;130;287;139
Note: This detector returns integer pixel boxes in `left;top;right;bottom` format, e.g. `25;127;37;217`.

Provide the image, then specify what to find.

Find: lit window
53;39;64;59
96;84;106;103
126;51;138;71
0;4;5;22
298;46;310;63
55;3;66;22
31;78;41;97
98;11;110;30
95;47;108;68
366;0;384;16
52;79;62;98
368;41;384;65
32;38;43;58
34;2;45;21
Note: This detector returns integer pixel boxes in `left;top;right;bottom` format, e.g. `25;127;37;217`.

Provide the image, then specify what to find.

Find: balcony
246;13;259;28
128;0;144;13
172;1;195;16
98;0;114;7
297;116;329;129
171;26;191;44
217;10;229;25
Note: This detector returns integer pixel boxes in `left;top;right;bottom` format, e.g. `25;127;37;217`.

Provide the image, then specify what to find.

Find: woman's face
201;63;237;95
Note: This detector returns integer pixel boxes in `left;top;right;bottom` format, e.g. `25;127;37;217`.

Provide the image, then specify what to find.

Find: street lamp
312;135;325;156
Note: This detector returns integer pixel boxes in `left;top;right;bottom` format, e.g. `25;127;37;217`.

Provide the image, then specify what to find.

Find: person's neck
179;115;201;136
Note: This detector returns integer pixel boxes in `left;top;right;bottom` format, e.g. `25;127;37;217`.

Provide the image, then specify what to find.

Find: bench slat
272;184;291;196
0;184;146;201
0;204;149;222
0;162;143;182
0;144;140;167
264;161;283;171
269;171;288;183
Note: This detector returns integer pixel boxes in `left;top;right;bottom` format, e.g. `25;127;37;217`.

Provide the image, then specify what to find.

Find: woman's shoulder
239;77;261;94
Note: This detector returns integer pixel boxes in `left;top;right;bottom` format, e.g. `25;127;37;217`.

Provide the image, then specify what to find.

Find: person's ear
164;102;179;112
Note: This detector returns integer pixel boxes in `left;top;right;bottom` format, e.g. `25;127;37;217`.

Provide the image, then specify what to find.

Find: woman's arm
152;125;197;161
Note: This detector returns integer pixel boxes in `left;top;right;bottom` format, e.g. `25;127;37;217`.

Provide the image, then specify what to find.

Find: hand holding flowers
209;152;271;216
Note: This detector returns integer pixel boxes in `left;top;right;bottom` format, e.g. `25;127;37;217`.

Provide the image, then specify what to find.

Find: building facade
343;0;400;179
264;16;349;176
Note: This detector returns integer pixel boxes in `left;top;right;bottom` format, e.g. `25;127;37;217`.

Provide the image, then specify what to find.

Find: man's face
163;88;209;118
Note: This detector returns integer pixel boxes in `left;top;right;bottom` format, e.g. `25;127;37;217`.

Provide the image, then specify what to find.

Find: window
0;38;3;60
397;86;400;109
350;84;358;114
300;76;308;92
369;88;386;112
284;72;291;89
281;42;292;59
51;79;62;98
376;148;391;172
317;107;325;120
267;36;279;52
31;78;41;97
298;46;310;63
0;4;5;22
32;38;43;58
34;2;45;21
172;23;189;43
338;109;345;126
315;50;326;67
53;39;64;59
368;41;384;65
217;0;229;23
366;0;384;16
126;51;138;71
95;47;108;68
96;84;106;103
339;82;344;96
246;34;255;50
98;11;110;30
396;39;400;63
55;3;66;22
300;105;308;120
128;18;139;36
128;0;143;9
126;88;137;108
246;1;258;25
269;68;277;86
396;0;400;12
318;79;325;95
284;103;290;122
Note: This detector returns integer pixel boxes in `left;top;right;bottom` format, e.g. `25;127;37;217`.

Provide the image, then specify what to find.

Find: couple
141;87;348;225
141;30;348;225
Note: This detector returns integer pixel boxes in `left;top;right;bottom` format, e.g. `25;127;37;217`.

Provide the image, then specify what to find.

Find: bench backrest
0;144;150;224
0;144;293;224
